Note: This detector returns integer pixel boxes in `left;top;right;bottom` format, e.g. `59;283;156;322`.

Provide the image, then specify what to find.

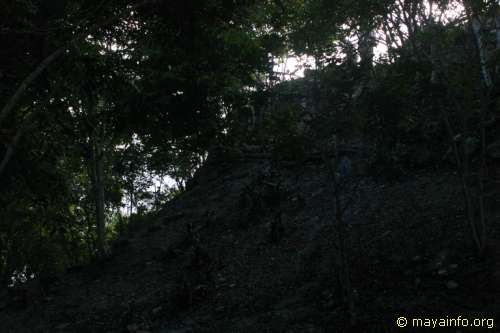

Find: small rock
55;323;71;330
437;250;449;259
390;254;404;263
152;306;163;315
324;299;335;308
446;280;459;289
487;140;500;159
309;216;320;224
414;277;421;286
437;269;448;275
311;190;323;197
127;323;139;332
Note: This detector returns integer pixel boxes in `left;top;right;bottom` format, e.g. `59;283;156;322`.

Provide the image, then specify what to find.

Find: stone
152;306;163;315
487;140;500;159
414;277;421;286
55;323;71;330
127;323;139;332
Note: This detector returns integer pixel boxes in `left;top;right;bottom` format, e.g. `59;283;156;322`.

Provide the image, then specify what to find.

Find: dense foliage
1;0;499;286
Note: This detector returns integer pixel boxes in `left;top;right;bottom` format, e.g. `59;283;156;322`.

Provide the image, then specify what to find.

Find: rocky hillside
1;150;500;333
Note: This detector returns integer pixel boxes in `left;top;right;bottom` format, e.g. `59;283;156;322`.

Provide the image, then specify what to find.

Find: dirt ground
1;156;499;333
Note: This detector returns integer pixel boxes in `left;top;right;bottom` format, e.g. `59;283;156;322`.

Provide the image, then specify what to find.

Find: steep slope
1;151;499;333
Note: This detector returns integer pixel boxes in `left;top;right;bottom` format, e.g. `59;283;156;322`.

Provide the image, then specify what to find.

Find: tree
0;0;284;277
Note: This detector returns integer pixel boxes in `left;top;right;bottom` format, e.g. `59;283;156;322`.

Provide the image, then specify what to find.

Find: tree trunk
322;141;356;327
495;3;500;75
95;141;106;256
358;28;375;72
335;188;356;326
87;92;106;257
429;5;491;254
129;189;134;216
467;4;494;254
469;14;493;89
89;135;106;256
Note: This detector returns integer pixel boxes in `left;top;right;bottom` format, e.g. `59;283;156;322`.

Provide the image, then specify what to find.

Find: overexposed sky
275;1;466;79
274;54;316;80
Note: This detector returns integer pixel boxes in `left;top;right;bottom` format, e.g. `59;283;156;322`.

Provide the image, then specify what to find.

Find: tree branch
0;126;25;177
0;48;64;127
0;0;156;128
